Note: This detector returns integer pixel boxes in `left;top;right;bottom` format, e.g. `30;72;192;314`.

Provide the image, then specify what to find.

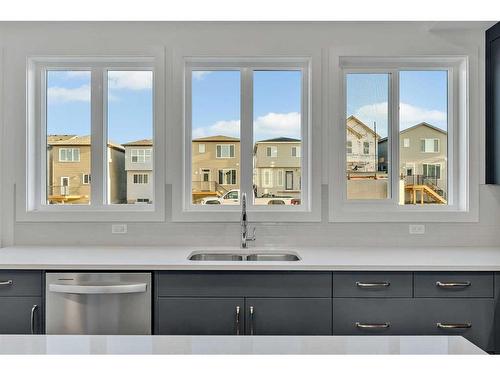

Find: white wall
1;21;499;248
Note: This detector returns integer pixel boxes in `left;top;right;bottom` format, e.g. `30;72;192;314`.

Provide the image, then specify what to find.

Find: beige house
399;122;447;204
253;137;301;199
123;139;154;204
346;115;380;173
47;135;126;204
192;135;241;202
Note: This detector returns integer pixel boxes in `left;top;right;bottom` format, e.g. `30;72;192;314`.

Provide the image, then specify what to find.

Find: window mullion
90;67;105;208
240;67;254;206
390;69;400;205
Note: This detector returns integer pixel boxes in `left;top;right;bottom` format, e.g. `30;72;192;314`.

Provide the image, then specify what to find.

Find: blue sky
47;69;447;144
47;70;153;144
346;70;448;138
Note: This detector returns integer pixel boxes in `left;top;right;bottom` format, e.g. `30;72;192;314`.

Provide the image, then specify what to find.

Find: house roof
122;139;153;146
256;137;301;143
400;122;447;135
347;115;381;139
48;135;124;151
192;135;240;142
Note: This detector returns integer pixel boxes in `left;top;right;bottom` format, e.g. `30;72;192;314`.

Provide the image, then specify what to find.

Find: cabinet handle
437;322;472;329
249;306;255;335
356;281;390;288
436;281;471;288
355;322;390;329
30;304;39;334
235;306;241;335
0;280;13;286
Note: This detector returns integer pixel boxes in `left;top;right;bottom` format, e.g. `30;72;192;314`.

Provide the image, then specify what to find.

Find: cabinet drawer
414;272;493;298
157;298;244;335
0;271;42;296
157;271;332;297
245;298;332;335
414;299;494;352
333;272;412;297
333;298;415;335
0;297;42;334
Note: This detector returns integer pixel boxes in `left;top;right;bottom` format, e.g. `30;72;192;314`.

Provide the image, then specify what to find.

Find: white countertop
1;245;500;270
0;335;485;354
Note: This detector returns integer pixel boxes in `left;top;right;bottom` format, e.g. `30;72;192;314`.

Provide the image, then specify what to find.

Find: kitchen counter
1;245;500;270
0;335;485;354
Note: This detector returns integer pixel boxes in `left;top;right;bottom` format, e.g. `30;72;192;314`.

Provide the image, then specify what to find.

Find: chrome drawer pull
30;304;39;334
436;281;471;288
437;322;472;329
235;306;241;335
356;281;390;288
249;306;255;335
0;280;13;286
356;322;390;329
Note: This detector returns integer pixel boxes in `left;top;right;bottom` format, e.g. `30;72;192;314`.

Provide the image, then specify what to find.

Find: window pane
191;71;241;205
46;70;91;204
107;71;153;205
399;70;448;205
253;70;302;205
346;73;389;200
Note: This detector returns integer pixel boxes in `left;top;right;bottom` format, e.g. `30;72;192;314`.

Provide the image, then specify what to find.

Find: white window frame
216;144;235;159
420;138;440;153
262;169;273;188
82;173;91;185
131;148;152;163
277;169;284;187
330;56;475;222
59;148;80;162
403;138;410;148
177;57;317;222
219;169;237;185
198;143;206;153
291;146;301;157
21;53;166;222
266;146;278;158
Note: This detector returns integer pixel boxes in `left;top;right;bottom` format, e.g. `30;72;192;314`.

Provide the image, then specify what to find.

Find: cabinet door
157;298;244;335
0;297;42;334
245;298;332;335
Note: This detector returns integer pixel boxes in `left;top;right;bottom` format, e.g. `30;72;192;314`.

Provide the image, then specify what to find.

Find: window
131;149;152;163
133;174;149;184
26;55;165;221
137;198;150;203
346;141;352;154
420;138;440;153
218;169;237;185
59;148;81;162
198;143;206;153
82;174;91;185
184;58;310;219
266;146;278;157
363;142;370;155
216;144;235;158
332;56;470;222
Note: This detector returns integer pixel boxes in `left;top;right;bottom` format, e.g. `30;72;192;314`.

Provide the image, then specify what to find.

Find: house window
333;57;466;222
27;56;164;220
82;174;91;185
133;174;149;184
420;138;440;153
266;146;278;157
59;148;81;162
363;142;370;155
346;141;352;154
198;143;206;153
277;170;284;186
216;144;235;158
262;169;273;188
131;149;152;163
186;59;309;217
218;169;237;185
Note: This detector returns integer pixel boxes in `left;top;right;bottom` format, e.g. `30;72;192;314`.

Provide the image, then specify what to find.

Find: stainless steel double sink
188;251;300;262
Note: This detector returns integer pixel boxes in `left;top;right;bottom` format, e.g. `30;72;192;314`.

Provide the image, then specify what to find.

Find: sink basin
188;253;244;261
246;253;300;261
188;251;300;262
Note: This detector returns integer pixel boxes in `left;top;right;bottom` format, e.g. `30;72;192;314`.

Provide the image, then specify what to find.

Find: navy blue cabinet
486;22;500;183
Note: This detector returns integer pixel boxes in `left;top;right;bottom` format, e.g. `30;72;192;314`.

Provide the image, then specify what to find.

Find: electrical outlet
111;224;127;234
409;224;425;234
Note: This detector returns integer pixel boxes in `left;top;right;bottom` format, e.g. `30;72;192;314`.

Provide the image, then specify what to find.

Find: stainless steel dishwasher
46;272;151;335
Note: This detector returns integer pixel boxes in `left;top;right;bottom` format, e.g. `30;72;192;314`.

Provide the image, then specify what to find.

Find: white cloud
108;71;153;90
47;84;90;103
192;71;212;81
354;102;447;131
64;71;91;79
192;112;301;141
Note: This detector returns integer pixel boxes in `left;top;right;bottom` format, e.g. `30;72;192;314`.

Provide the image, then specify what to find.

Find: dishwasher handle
49;283;147;295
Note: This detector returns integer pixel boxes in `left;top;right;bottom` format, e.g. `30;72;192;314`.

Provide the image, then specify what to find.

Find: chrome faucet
241;193;256;248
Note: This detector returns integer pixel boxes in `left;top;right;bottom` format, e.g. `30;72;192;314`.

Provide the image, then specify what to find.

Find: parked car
201;189;296;205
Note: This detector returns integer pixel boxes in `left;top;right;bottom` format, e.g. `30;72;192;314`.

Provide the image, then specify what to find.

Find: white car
202;189;296;205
